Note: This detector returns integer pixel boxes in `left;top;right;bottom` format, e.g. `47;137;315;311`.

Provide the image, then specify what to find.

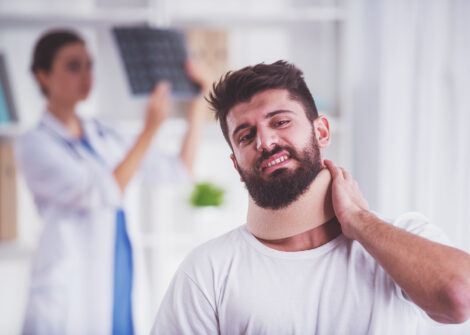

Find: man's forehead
227;89;300;125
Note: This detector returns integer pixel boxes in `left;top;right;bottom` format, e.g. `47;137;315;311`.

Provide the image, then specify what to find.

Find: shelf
170;7;345;28
0;8;152;27
0;123;24;138
0;5;345;28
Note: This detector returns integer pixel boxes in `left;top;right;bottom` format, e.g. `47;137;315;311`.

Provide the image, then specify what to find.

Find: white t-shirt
151;212;451;335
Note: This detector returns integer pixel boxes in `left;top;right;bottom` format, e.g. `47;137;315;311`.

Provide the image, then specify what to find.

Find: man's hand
324;160;470;323
324;159;369;240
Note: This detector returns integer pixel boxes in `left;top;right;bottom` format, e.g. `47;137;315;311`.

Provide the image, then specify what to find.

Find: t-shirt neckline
239;224;347;260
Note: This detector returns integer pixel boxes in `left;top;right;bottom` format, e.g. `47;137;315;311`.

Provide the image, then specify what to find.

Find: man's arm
324;159;470;324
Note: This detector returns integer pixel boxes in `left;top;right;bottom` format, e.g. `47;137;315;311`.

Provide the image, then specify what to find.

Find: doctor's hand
145;82;171;133
324;159;369;240
178;60;210;175
115;82;170;192
186;59;212;98
184;59;212;124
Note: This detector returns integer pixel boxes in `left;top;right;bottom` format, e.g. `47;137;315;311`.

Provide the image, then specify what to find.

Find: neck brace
247;168;335;240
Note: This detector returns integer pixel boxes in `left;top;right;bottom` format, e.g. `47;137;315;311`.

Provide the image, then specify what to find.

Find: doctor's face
39;42;93;104
227;89;330;209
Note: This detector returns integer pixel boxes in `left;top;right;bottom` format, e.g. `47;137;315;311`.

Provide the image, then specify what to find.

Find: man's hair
206;60;318;148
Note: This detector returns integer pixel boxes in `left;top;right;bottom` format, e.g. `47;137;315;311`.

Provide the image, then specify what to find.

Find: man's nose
256;128;278;152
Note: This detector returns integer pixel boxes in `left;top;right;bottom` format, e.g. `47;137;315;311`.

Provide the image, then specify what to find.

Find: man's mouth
260;152;291;172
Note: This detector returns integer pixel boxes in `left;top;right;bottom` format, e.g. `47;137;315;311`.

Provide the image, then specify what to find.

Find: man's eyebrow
265;109;294;118
232;123;251;140
231;110;294;140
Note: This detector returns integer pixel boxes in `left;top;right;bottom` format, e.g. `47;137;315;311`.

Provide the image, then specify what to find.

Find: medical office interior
0;0;469;334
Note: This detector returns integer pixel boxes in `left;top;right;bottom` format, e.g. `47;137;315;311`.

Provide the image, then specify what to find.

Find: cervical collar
247;168;335;240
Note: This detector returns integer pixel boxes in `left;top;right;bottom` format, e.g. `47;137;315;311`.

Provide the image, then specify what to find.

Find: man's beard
236;132;323;210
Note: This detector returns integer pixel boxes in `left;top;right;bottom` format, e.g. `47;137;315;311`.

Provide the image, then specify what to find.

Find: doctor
15;30;207;335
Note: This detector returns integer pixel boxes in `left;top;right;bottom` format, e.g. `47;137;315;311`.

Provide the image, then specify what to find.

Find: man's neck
247;168;341;251
256;217;342;252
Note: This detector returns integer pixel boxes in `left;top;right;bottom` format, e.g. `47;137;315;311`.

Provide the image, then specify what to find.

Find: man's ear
313;116;331;149
230;153;244;182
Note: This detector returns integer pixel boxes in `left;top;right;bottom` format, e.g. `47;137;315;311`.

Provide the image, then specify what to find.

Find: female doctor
15;30;208;335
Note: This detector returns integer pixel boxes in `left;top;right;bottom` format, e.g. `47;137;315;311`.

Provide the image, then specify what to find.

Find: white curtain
350;0;470;249
349;1;470;332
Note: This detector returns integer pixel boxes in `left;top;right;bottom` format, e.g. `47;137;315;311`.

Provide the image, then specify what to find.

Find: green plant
190;182;225;207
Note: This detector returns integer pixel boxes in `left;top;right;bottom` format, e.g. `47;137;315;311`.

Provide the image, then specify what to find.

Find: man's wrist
344;209;376;241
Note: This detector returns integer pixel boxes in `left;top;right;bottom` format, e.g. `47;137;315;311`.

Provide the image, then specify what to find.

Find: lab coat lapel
41;110;77;142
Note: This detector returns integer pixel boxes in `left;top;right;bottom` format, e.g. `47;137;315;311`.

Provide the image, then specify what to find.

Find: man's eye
239;131;255;144
276;120;290;127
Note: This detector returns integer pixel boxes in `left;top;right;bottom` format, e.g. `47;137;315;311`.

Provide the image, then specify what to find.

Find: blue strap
112;209;134;335
79;137;134;335
79;137;106;165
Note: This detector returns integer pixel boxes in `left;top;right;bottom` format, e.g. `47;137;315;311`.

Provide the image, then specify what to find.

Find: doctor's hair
206;60;318;148
31;29;84;95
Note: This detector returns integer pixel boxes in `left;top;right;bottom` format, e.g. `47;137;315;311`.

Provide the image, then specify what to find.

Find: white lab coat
15;111;189;335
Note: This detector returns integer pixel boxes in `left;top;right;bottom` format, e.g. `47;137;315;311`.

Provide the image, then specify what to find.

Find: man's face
227;89;327;209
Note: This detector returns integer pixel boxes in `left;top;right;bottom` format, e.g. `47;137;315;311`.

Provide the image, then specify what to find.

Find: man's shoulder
379;211;452;246
374;211;429;231
179;224;248;275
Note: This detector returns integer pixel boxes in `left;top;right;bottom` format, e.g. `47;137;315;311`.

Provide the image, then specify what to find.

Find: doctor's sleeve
14;132;122;212
150;269;219;335
113;127;192;186
140;147;192;186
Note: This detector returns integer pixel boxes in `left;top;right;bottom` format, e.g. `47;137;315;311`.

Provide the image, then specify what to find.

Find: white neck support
247;168;335;240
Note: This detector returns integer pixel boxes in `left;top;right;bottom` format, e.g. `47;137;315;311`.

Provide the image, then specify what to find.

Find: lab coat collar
41;109;85;143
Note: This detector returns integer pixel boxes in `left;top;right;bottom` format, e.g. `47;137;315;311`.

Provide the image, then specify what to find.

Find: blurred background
0;0;469;334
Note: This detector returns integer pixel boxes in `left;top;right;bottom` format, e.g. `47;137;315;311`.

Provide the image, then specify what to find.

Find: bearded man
151;61;470;335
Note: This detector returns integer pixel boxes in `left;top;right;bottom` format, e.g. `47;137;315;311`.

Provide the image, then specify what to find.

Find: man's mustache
255;145;298;170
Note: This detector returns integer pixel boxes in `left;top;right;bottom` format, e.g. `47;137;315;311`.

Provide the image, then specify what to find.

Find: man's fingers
324;159;344;180
341;167;353;181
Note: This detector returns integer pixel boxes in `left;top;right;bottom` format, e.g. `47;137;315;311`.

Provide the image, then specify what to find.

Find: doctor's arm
324;159;470;324
15;83;167;212
178;61;210;174
113;83;170;191
15;134;121;211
